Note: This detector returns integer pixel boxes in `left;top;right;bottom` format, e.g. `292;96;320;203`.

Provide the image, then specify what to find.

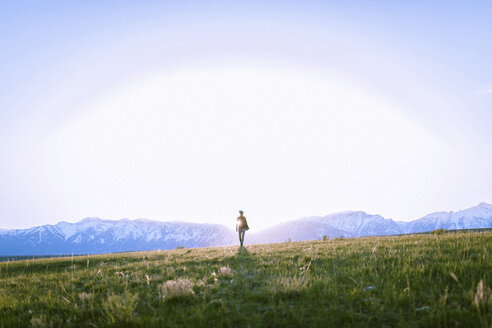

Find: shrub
217;266;234;277
101;291;139;326
161;278;195;300
432;228;447;235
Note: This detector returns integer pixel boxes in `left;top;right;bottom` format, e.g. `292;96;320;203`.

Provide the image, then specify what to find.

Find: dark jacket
236;215;249;231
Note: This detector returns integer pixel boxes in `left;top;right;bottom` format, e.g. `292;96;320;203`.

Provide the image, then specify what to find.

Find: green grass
0;255;79;263
1;232;491;327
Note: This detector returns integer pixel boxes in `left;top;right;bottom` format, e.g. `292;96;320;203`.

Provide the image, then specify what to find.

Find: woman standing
236;210;249;246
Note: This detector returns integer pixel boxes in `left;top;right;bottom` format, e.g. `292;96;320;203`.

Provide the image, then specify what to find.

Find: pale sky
1;1;491;230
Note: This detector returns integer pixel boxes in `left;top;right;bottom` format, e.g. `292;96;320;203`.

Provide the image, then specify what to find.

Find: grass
0;231;491;327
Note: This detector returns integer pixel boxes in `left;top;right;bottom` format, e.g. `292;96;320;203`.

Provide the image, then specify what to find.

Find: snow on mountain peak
54;217;117;240
419;203;492;220
314;210;399;236
421;211;450;219
455;203;492;218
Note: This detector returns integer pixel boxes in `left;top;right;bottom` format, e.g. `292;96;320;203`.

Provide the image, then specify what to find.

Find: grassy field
0;231;491;327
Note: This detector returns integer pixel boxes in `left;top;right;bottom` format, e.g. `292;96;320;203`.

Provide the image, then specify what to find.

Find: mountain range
250;202;492;243
1;202;491;256
0;219;235;256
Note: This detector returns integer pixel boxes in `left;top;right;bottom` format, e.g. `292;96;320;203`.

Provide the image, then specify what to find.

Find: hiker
236;210;249;246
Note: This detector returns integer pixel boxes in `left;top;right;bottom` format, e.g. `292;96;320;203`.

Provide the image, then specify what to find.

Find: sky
0;1;491;230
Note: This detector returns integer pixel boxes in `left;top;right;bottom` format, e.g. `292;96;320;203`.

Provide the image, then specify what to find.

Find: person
236;210;249;246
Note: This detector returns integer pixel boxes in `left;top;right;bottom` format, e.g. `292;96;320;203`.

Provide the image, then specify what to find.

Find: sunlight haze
1;1;491;230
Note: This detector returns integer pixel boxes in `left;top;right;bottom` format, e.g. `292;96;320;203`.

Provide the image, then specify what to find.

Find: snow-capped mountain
1;203;491;256
315;211;404;237
0;218;236;256
401;202;492;233
248;211;402;242
262;203;492;241
248;203;492;242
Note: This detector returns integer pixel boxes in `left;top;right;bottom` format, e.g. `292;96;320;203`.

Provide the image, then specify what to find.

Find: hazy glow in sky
1;1;491;230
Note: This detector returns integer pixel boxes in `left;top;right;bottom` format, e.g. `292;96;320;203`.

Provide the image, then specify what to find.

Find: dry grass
161;278;195;300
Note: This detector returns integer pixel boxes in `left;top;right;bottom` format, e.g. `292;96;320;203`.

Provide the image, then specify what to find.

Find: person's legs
238;229;243;245
240;229;246;246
